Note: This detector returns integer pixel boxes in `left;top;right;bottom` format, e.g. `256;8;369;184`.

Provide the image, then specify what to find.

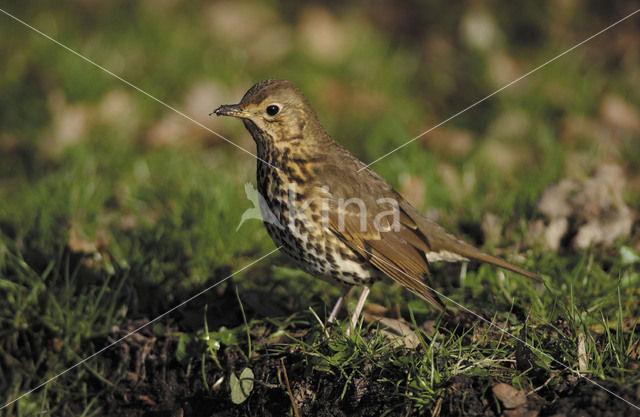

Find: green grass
1;1;639;415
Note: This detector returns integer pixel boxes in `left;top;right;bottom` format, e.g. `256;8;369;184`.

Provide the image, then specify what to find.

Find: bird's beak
210;104;252;119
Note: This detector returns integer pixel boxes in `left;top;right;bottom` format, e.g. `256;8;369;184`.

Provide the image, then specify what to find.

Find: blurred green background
1;0;639;415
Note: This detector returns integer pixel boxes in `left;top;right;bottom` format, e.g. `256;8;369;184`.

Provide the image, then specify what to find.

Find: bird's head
213;79;320;145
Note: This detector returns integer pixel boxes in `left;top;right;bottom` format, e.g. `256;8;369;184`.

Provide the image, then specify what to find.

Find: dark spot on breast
326;252;335;264
290;175;305;184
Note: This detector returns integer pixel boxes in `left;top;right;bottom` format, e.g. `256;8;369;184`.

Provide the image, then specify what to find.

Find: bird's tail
447;241;541;281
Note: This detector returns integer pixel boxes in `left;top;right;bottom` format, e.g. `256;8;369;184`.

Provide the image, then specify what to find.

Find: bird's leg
328;288;347;323
346;286;371;336
328;285;353;323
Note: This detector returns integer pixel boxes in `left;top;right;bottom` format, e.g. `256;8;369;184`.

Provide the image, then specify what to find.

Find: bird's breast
256;160;378;286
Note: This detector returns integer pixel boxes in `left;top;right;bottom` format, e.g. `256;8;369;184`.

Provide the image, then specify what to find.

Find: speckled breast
257;167;379;286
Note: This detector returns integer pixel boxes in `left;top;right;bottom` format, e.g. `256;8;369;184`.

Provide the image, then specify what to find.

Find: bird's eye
266;105;280;116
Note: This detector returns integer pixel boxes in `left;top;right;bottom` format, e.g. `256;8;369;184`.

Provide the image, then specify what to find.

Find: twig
280;357;300;417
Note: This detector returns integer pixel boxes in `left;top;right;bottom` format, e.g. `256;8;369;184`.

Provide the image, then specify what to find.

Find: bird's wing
312;167;446;311
311;159;539;314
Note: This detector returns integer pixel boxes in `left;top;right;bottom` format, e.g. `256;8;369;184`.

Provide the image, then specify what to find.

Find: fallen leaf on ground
364;302;388;316
362;312;421;349
493;382;541;417
493;383;527;409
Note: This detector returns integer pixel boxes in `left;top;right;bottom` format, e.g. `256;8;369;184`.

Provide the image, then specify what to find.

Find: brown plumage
214;79;540;329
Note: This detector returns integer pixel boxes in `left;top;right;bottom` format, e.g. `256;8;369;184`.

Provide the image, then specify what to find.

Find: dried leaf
492;383;527;409
363;313;420;348
364;302;388;316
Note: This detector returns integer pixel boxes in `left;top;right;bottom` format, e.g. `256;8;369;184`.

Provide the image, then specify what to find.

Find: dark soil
87;282;640;417
95;324;640;417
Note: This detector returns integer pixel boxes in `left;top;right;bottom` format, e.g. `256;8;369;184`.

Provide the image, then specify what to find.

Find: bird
213;79;540;333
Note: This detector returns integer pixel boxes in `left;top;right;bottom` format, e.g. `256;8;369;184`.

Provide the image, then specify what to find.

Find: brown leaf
492;383;527;409
362;312;421;349
364;302;388;316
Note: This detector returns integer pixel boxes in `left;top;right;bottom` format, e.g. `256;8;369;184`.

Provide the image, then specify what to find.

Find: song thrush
213;79;540;332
